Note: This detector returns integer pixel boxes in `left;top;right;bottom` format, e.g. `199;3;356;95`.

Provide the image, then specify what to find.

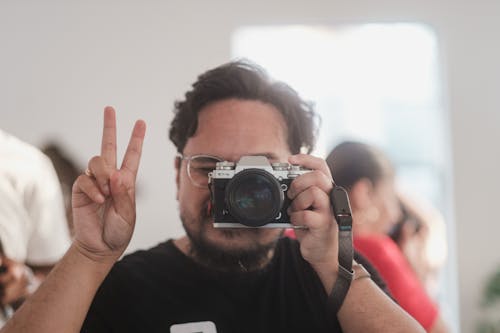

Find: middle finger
288;186;331;213
101;106;117;169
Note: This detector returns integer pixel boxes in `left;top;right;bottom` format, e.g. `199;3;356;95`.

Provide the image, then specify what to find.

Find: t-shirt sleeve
355;236;439;330
81;306;113;333
81;254;153;333
25;154;71;265
81;266;123;333
354;250;393;298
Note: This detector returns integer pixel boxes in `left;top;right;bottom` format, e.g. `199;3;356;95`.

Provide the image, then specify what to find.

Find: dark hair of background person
326;141;395;190
41;143;82;234
389;200;422;244
42;143;81;189
169;60;320;155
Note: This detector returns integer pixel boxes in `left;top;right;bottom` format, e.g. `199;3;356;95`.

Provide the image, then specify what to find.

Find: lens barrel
225;169;284;227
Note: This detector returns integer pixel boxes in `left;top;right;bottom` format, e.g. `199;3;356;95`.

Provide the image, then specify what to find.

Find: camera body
209;155;311;228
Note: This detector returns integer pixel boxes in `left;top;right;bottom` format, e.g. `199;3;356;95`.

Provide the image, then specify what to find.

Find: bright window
233;23;458;331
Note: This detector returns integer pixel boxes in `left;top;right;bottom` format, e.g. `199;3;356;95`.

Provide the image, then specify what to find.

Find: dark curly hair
169;60;319;154
326;141;395;191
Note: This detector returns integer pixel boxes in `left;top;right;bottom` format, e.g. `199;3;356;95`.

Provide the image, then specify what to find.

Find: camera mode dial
271;162;290;171
216;161;235;170
288;164;306;178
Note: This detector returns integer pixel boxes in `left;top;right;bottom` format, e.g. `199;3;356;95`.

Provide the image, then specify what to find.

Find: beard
180;201;282;273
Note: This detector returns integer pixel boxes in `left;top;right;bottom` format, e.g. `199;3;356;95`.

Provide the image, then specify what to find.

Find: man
1;61;425;332
0;130;71;327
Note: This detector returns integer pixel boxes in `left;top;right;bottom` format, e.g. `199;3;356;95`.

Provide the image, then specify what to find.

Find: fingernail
97;194;105;203
103;184;110;195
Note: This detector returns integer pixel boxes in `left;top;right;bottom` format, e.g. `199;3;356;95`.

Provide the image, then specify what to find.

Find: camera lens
225;169;284;227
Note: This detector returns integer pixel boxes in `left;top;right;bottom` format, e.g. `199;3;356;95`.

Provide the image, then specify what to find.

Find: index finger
101;106;117;168
120;119;146;178
289;154;333;179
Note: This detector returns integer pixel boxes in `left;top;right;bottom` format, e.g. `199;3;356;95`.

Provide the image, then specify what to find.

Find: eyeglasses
177;153;224;188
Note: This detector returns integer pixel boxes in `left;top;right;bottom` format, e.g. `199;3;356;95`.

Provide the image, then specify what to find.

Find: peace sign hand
72;107;146;264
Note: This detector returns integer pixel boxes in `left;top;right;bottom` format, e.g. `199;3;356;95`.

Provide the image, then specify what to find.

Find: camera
209;155;311;228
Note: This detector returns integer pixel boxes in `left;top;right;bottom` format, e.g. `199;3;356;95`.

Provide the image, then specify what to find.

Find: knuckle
301;210;314;220
89;155;101;165
312;155;323;164
311;185;323;196
290;192;305;207
292;209;311;222
74;175;87;188
127;146;141;156
289;198;300;212
103;141;116;151
92;187;103;197
121;165;135;178
312;169;327;181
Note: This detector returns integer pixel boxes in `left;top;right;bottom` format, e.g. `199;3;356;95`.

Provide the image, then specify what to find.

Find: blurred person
42;142;83;235
326;141;449;333
1;61;424;333
390;193;448;297
0;130;71;326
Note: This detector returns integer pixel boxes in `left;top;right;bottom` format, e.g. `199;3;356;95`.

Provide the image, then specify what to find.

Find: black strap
327;186;354;317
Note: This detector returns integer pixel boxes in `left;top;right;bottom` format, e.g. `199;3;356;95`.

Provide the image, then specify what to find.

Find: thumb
109;171;135;224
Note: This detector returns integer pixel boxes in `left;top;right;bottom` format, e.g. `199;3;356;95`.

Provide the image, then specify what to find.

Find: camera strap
327;186;354;317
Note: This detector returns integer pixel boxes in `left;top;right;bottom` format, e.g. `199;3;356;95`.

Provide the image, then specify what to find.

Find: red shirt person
324;141;448;333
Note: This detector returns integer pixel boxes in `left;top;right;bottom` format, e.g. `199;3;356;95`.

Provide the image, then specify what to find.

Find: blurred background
1;1;499;332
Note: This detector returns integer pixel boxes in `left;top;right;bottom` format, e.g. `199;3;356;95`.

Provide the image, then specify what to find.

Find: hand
286;154;339;274
0;257;31;306
72;107;146;264
399;222;431;284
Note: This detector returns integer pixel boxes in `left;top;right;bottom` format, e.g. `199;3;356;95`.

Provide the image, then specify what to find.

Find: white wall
1;1;499;332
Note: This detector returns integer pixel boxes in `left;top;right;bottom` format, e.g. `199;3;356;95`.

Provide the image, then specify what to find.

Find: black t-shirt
82;237;389;333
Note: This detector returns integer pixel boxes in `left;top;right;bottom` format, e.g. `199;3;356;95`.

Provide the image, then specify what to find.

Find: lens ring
225;169;284;227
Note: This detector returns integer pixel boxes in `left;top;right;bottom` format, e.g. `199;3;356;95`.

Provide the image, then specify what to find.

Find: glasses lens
188;156;221;187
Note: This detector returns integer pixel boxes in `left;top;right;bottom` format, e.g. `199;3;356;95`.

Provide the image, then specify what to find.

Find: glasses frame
177;153;224;188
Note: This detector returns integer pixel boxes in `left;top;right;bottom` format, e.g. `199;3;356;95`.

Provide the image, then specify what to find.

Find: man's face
175;98;292;270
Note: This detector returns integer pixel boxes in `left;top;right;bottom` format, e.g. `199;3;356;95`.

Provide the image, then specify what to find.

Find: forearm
0;244;114;333
312;260;424;333
337;277;425;333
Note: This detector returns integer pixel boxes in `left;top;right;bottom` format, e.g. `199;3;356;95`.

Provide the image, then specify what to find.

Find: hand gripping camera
209;155;311;228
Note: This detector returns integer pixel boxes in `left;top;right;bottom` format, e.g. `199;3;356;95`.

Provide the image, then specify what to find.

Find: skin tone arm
287;154;425;333
0;107;146;333
2;110;421;333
